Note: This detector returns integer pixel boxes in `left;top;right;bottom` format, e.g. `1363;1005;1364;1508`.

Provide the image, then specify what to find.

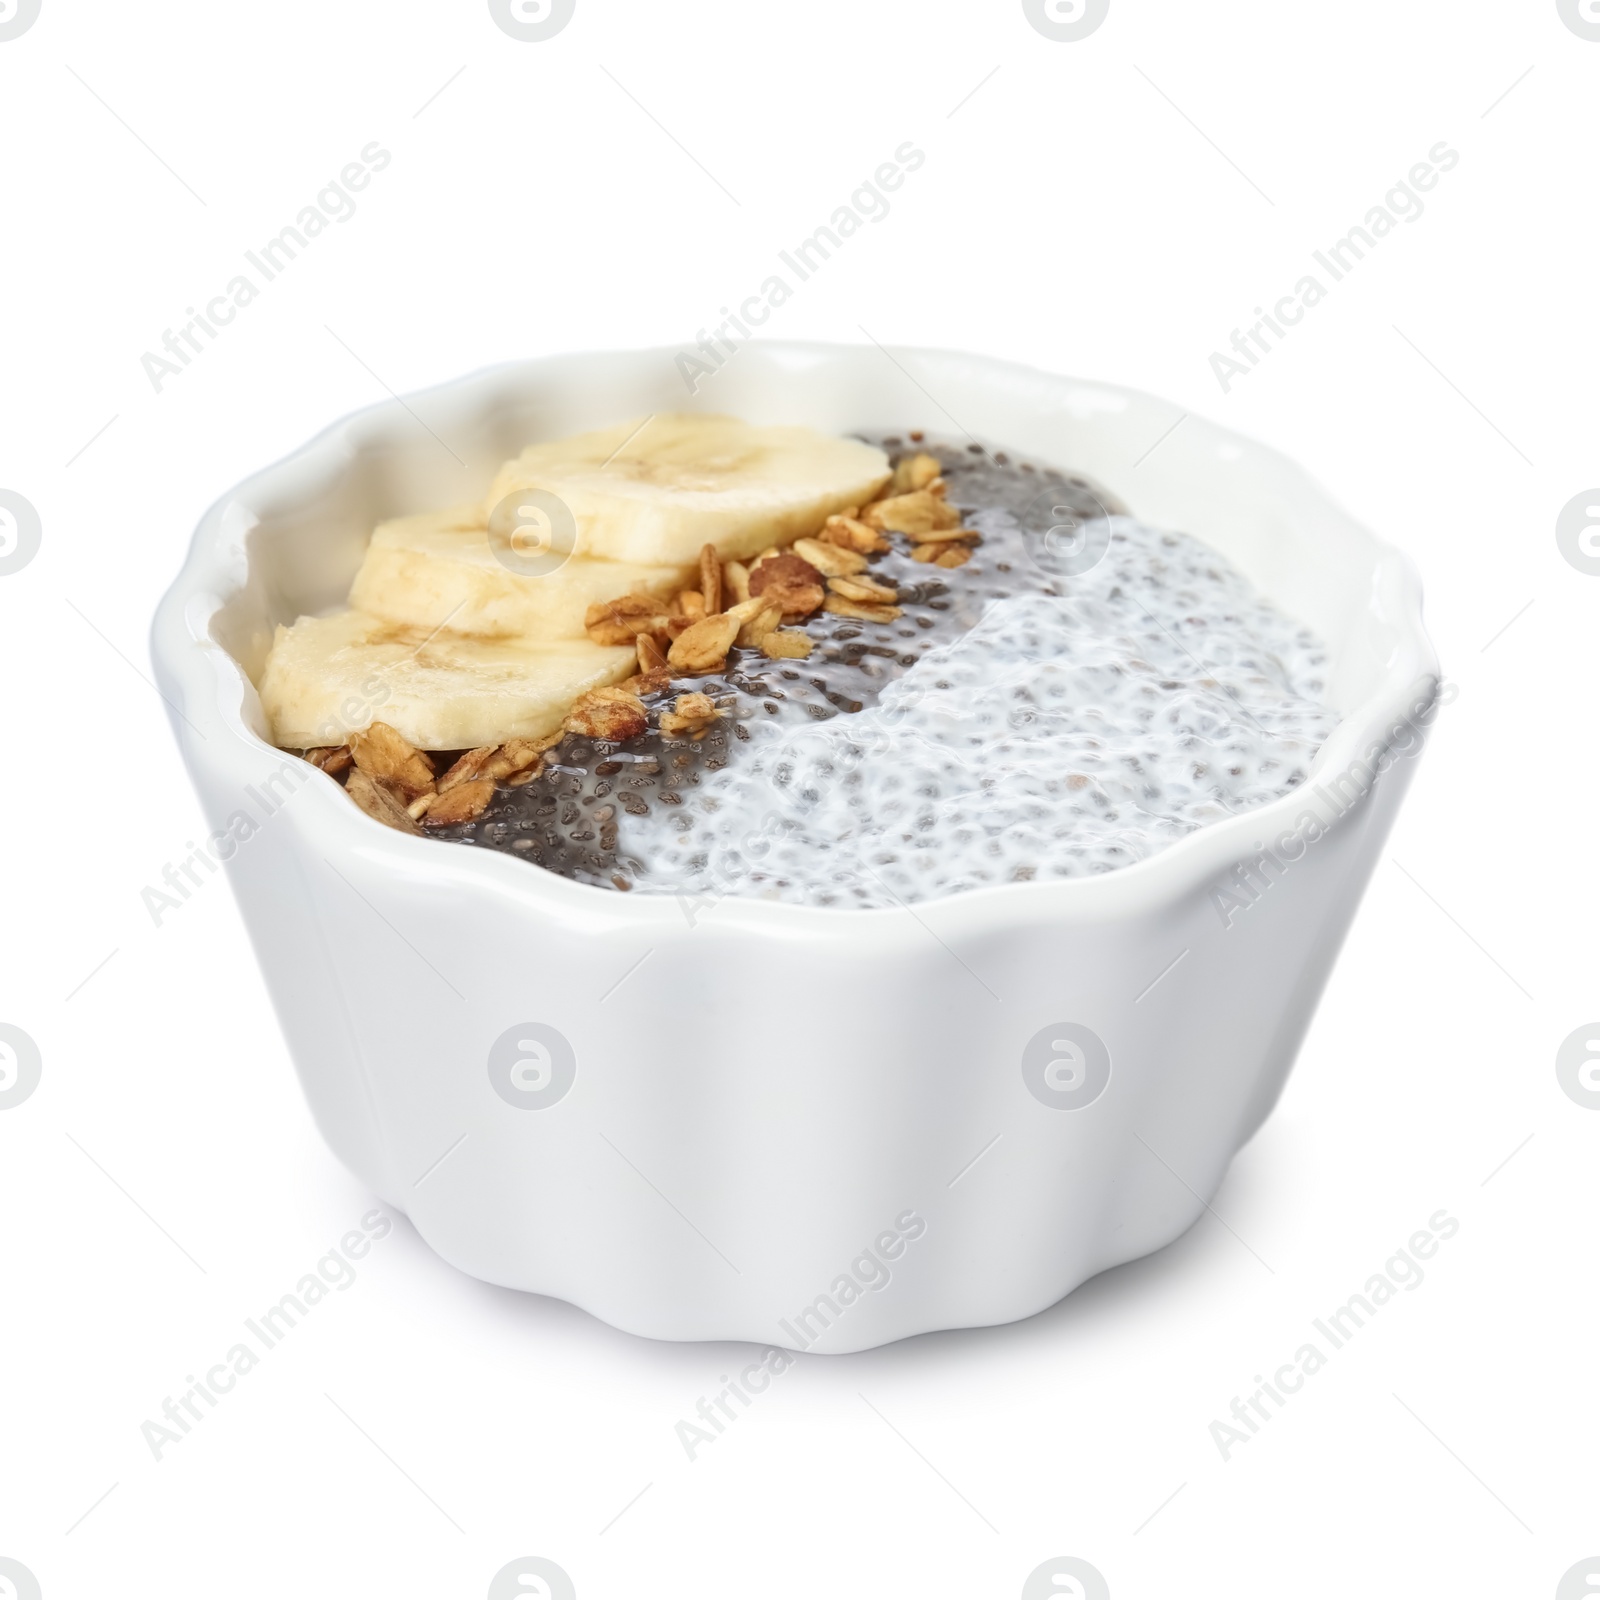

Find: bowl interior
203;345;1424;743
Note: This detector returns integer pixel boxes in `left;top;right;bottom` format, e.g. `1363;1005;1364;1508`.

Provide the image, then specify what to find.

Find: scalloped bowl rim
153;343;1439;946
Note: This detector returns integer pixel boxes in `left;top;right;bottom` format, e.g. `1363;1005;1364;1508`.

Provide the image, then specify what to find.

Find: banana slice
484;414;891;566
258;609;636;752
347;505;689;639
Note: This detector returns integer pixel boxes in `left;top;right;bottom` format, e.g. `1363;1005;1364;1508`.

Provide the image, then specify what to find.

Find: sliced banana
261;416;888;756
258;609;636;752
484;414;891;566
348;505;689;640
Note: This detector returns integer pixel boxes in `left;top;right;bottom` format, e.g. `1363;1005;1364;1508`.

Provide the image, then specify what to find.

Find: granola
566;686;650;741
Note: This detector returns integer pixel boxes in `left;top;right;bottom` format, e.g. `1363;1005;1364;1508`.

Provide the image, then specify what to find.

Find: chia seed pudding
427;438;1337;907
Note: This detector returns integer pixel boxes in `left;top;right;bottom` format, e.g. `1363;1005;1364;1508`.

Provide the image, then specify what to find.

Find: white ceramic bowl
152;345;1438;1353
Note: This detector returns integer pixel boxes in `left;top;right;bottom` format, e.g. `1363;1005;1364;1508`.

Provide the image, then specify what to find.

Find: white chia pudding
435;439;1337;907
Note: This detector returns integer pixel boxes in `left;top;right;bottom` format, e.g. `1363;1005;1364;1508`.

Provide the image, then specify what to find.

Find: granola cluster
302;444;984;833
581;445;978;661
304;721;556;834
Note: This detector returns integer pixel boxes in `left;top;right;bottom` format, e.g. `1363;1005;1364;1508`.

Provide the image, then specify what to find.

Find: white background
2;2;1596;1597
